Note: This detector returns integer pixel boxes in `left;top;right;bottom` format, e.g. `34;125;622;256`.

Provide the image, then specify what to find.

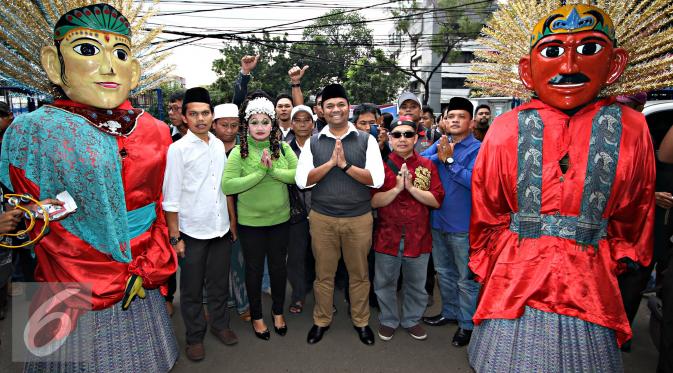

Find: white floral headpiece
244;97;276;121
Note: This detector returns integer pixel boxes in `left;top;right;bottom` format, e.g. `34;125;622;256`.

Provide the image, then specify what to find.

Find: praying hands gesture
260;148;273;169
437;135;455;163
329;139;347;169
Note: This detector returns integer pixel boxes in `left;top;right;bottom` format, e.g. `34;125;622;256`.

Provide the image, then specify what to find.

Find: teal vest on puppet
509;105;622;248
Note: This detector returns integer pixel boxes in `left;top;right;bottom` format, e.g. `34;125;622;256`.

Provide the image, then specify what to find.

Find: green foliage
210;10;407;105
343;50;409;104
211;33;294;101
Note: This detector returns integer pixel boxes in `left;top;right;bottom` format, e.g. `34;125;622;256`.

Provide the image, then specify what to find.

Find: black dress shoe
307;324;329;344
272;313;287;336
354;325;375;345
251;321;270;341
422;314;457;326
452;328;472;347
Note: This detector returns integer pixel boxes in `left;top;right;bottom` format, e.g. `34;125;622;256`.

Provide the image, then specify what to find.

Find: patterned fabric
51;103;142;137
516;110;544;239
468;306;623;373
513;106;621;247
576;105;622;247
24;289;178;373
509;212;608;241
0;106;132;263
54;4;131;40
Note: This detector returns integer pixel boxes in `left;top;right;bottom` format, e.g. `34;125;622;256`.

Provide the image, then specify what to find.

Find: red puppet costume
464;2;673;372
0;3;178;372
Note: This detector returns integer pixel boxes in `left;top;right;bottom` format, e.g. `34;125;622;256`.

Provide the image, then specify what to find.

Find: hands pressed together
329;139;348;169
394;163;416;193
260;148;274;169
437;135;455;163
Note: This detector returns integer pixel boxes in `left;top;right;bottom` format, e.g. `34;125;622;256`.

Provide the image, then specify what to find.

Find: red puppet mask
518;5;628;111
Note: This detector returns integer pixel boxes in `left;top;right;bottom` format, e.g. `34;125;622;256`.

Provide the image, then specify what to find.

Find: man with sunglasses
420;97;481;347
371;116;444;342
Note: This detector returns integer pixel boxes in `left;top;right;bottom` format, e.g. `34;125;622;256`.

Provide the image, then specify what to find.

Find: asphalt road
0;282;659;372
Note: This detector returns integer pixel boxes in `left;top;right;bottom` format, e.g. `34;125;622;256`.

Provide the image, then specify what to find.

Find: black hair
352;103;379;124
169;91;185;104
381;112;394;131
475;104;491;116
422;105;434;117
238;90;281;160
275;93;293;106
0;102;10;117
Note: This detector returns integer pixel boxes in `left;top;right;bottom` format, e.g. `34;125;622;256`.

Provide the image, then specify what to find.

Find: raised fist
241;55;260;75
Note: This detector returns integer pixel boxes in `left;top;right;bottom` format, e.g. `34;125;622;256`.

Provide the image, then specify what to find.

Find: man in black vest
295;84;384;345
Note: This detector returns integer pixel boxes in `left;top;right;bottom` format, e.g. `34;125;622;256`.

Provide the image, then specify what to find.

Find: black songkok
321;84;349;106
447;97;474;118
182;87;212;112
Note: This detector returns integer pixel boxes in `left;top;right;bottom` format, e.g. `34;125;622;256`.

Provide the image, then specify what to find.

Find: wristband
290;83;301;88
342;163;352;172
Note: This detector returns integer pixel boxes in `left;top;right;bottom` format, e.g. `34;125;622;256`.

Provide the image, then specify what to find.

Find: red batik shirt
373;151;444;257
469;97;655;345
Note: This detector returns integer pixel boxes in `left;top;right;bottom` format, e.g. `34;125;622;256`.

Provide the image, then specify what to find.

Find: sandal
289;301;304;314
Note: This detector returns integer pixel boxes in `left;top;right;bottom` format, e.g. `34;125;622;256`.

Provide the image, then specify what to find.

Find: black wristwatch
169;236;182;246
342;163;352;172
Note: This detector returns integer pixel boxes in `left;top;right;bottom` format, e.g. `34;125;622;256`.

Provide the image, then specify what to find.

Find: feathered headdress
467;0;673;99
0;0;173;98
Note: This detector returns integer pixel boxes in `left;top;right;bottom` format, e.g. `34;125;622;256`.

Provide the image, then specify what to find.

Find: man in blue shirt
420;97;481;347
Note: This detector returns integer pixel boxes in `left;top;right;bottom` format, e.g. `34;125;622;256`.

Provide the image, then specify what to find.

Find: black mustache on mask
548;73;590;84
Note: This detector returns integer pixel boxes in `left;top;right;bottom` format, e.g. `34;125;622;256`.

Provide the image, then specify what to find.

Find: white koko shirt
162;130;230;239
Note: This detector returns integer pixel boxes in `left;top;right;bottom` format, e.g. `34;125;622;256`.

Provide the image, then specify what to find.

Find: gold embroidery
414;166;431;191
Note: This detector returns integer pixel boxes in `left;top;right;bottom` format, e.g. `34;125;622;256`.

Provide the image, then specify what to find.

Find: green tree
211;33;294;100
343;49;409;104
390;0;494;104
210;10;408;104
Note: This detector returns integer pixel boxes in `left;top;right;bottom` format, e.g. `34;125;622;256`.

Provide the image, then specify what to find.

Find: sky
148;0;399;87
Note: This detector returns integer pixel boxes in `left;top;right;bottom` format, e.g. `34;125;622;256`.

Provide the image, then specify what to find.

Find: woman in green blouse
222;93;297;340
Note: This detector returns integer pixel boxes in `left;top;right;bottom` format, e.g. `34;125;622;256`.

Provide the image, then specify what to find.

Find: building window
443;52;474;64
442;77;466;89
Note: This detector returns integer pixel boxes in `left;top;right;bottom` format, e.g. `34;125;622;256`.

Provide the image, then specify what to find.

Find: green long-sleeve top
222;136;298;227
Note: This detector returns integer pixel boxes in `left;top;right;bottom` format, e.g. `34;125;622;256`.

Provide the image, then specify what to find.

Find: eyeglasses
390;131;416;139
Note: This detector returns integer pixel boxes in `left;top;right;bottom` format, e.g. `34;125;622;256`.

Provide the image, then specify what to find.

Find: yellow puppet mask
40;4;140;109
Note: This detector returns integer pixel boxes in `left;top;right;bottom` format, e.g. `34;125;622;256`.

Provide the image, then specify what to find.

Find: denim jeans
431;229;480;330
374;240;429;329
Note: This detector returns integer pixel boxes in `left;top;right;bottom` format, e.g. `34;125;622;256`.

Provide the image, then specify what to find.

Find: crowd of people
154;54;496;360
1;1;672;372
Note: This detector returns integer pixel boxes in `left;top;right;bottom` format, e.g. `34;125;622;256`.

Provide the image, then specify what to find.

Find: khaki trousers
309;210;373;327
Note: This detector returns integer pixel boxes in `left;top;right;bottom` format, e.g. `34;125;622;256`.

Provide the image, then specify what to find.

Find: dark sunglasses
390;131;416;139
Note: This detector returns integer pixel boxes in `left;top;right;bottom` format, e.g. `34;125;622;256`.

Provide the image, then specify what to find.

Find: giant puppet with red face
0;4;178;371
467;4;655;372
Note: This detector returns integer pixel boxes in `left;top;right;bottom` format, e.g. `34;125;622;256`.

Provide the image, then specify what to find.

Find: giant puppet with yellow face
0;4;178;371
465;3;665;372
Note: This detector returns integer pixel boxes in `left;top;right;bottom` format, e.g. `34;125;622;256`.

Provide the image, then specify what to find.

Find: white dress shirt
295;122;384;189
162;130;230;239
